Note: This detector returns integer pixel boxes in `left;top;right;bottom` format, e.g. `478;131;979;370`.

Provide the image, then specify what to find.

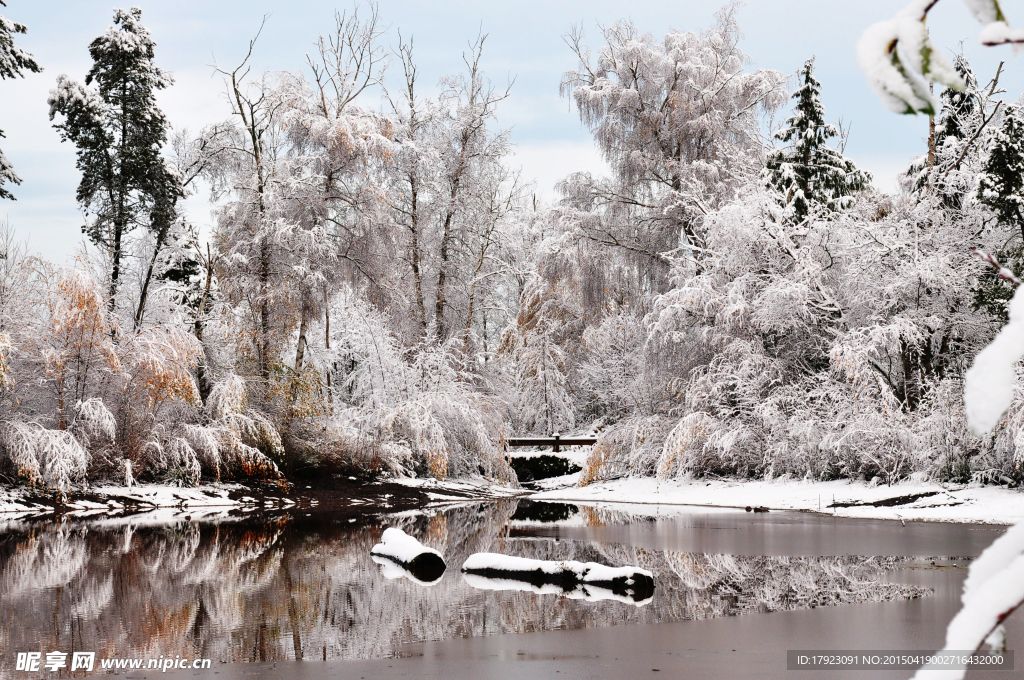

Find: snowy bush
0;422;89;497
71;398;116;449
143;436;202;487
380;393;515;482
203;375;282;480
206;373;248;421
578;416;673;485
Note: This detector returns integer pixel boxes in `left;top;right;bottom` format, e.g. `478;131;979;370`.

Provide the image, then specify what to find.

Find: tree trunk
109;218;124;311
294;299;310;372
259;236;272;385
462;219;495;361
194;250;215;404
133;222;171;330
434;165;466;343
434;212;452;343
324;287;332;405
409;176;427;336
927;83;936;192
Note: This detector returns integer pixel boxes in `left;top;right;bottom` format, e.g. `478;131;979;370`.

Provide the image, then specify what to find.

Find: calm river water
0;500;1019;679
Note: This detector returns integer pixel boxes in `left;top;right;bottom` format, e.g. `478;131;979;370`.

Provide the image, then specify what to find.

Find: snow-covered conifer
936;55;979;142
979;104;1024;239
0;0;41;200
765;58;871;220
47;7;176;306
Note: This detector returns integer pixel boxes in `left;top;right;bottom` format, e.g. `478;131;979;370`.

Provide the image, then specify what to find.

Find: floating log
370;528;446;585
460;553;654;605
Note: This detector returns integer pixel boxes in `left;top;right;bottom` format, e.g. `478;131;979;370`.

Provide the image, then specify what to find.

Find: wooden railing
506;434;598;453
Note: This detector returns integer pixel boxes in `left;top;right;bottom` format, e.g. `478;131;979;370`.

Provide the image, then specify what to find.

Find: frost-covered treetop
560;5;786;190
936;55;979;142
0;0;39;81
775;59;835;146
0;0;41;200
86;7;171;100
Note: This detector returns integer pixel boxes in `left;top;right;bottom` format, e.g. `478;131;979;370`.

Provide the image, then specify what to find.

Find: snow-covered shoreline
3;475;1021;527
0;477;525;519
530;477;1024;526
0;482;261;516
394;477;528;502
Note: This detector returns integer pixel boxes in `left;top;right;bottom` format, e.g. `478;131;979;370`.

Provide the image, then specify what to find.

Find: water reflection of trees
0;502;928;662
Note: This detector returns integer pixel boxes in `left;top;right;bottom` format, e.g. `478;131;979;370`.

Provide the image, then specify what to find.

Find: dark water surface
0;500;1019;679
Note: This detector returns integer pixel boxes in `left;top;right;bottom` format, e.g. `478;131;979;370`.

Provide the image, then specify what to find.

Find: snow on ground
394;477;527;502
530;477;1024;526
4;474;1021;527
531;471;582;491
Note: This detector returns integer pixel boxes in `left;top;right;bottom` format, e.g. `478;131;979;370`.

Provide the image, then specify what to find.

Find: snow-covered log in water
460;553;655;605
370;528;446;585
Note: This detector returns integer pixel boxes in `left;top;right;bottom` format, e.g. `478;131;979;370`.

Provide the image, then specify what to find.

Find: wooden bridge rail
505;435;598;453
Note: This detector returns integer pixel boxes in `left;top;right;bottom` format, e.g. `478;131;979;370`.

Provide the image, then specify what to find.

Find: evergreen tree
978;105;1024;241
904;55;979;200
0;0;41;200
766;58;870;221
47;7;178;307
935;55;978;143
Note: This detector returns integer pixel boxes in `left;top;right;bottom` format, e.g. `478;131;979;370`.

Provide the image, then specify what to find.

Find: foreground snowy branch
858;0;1022;114
964;251;1024;433
911;524;1024;679
929;246;1024;678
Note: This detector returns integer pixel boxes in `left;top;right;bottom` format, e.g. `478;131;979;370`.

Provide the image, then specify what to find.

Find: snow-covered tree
47;7;177;307
560;6;785;289
283;5;389;382
765;58;870;220
39;269;119;430
904;54;980;201
936;55;979;142
0;0;41;200
978;104;1024;239
208;37;292;390
384;34;515;347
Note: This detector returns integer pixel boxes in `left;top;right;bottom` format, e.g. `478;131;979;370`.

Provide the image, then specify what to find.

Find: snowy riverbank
530;476;1024;526
3;474;1020;526
0;482;260;517
0;476;526;519
394;477;528;502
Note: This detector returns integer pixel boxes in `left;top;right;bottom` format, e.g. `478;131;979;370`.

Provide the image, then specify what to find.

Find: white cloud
508;140;607;201
856;154;913;195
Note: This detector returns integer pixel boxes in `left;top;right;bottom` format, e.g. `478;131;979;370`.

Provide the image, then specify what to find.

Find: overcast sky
2;0;1023;263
